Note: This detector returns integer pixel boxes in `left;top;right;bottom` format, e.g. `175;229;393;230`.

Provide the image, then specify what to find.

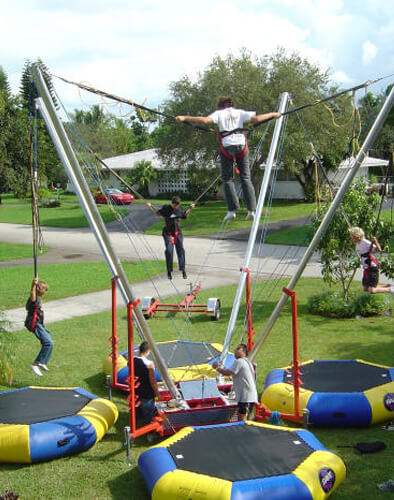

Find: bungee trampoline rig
28;62;394;499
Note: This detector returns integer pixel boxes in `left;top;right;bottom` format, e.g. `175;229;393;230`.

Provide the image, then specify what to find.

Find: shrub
355;293;391;317
0;314;14;385
308;291;357;318
308;290;391;318
40;198;61;208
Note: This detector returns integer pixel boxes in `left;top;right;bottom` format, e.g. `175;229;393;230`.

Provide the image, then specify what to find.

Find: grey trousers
220;145;257;212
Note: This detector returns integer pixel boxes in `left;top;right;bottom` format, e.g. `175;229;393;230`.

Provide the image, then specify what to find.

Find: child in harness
148;196;195;280
349;226;393;295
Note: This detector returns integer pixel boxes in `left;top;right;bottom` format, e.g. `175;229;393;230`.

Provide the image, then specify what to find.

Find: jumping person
176;97;281;221
349;226;394;295
213;343;258;421
25;277;54;376
147;196;195;280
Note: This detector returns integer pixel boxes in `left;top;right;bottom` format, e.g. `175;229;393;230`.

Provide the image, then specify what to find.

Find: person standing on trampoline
176;97;281;222
147;196;195;280
349;227;394;295
25;277;54;376
213;343;258;421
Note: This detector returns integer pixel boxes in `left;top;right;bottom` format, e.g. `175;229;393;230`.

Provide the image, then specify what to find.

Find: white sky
1;0;393;112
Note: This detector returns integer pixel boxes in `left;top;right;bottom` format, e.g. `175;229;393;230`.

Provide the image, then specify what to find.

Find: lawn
0;260;166;310
0;198;126;227
146;199;316;236
1;278;393;499
0;242;49;262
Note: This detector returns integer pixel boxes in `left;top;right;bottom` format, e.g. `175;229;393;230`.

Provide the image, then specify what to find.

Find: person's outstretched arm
251;111;281;123
176;115;213;125
146;202;159;216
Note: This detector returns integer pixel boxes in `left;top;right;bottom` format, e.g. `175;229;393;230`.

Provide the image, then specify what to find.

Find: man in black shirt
148;196;195;280
134;341;160;425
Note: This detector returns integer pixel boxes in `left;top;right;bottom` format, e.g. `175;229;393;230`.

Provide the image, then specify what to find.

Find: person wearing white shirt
349;226;393;295
176;97;281;222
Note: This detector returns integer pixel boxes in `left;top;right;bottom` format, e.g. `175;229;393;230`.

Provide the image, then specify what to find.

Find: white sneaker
246;211;255;220
38;363;49;371
31;364;43;376
223;211;236;221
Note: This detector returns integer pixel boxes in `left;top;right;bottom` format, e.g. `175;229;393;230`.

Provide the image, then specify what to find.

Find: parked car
94;189;134;205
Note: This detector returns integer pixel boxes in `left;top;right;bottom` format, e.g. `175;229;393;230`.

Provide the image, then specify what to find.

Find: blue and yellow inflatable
0;386;118;463
138;420;346;500
103;340;235;385
262;359;394;426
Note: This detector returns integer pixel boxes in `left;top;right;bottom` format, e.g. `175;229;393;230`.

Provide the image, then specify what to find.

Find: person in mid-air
176;97;281;221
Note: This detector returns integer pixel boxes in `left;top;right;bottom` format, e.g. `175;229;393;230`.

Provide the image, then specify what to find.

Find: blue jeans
220;146;256;212
137;398;157;425
33;323;54;365
163;230;185;273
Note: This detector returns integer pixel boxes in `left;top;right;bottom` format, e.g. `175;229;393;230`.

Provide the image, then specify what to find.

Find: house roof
339;156;389;169
102;148;164;170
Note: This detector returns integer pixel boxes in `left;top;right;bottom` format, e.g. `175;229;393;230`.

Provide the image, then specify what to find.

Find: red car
94;189;134;205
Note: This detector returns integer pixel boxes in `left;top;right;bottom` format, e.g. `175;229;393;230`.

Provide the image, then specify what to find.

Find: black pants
163;230;185;273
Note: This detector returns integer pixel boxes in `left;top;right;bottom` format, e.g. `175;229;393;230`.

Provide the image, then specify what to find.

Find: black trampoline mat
0;388;91;424
285;361;390;392
168;424;312;481
126;341;221;368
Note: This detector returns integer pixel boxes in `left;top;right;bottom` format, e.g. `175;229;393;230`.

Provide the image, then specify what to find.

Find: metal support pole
31;64;181;400
219;92;290;365
250;84;394;363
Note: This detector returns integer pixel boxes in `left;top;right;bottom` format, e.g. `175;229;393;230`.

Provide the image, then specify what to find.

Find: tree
154;48;353;200
358;85;394;160
312;177;394;299
125;160;157;197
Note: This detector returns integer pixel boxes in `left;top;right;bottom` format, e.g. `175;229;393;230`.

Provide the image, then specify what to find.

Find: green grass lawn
1;278;393;499
0;242;49;262
146;199;316;236
0;199;125;227
0;260;166;310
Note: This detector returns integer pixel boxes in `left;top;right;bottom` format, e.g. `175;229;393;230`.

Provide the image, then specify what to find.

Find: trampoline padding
139;421;346;500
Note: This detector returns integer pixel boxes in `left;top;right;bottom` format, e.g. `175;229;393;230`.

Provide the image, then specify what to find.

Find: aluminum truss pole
219;92;290;365
31;64;181;400
250;85;394;364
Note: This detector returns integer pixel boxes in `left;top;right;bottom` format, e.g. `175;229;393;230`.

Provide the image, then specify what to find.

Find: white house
72;148;389;200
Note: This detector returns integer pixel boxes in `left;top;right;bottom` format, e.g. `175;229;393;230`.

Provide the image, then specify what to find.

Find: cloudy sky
1;0;393;112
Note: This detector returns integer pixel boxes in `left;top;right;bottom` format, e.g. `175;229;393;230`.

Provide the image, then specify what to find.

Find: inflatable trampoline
138;420;346;500
262;359;394;427
103;340;235;385
0;386;118;463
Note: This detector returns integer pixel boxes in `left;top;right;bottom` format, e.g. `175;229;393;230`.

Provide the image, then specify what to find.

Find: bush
40;198;61;208
355;293;391;317
0;314;14;385
307;291;357;318
308;290;391;318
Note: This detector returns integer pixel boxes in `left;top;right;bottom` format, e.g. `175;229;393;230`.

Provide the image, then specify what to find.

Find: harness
214;129;248;174
361;251;379;269
168;230;179;246
30;305;39;332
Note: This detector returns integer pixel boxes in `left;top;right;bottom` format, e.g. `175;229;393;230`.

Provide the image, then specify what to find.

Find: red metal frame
255;287;303;423
107;277;129;392
144;281;211;316
243;267;257;352
126;300;164;439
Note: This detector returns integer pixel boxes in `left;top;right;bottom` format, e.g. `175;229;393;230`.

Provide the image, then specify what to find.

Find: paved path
0;220;361;332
